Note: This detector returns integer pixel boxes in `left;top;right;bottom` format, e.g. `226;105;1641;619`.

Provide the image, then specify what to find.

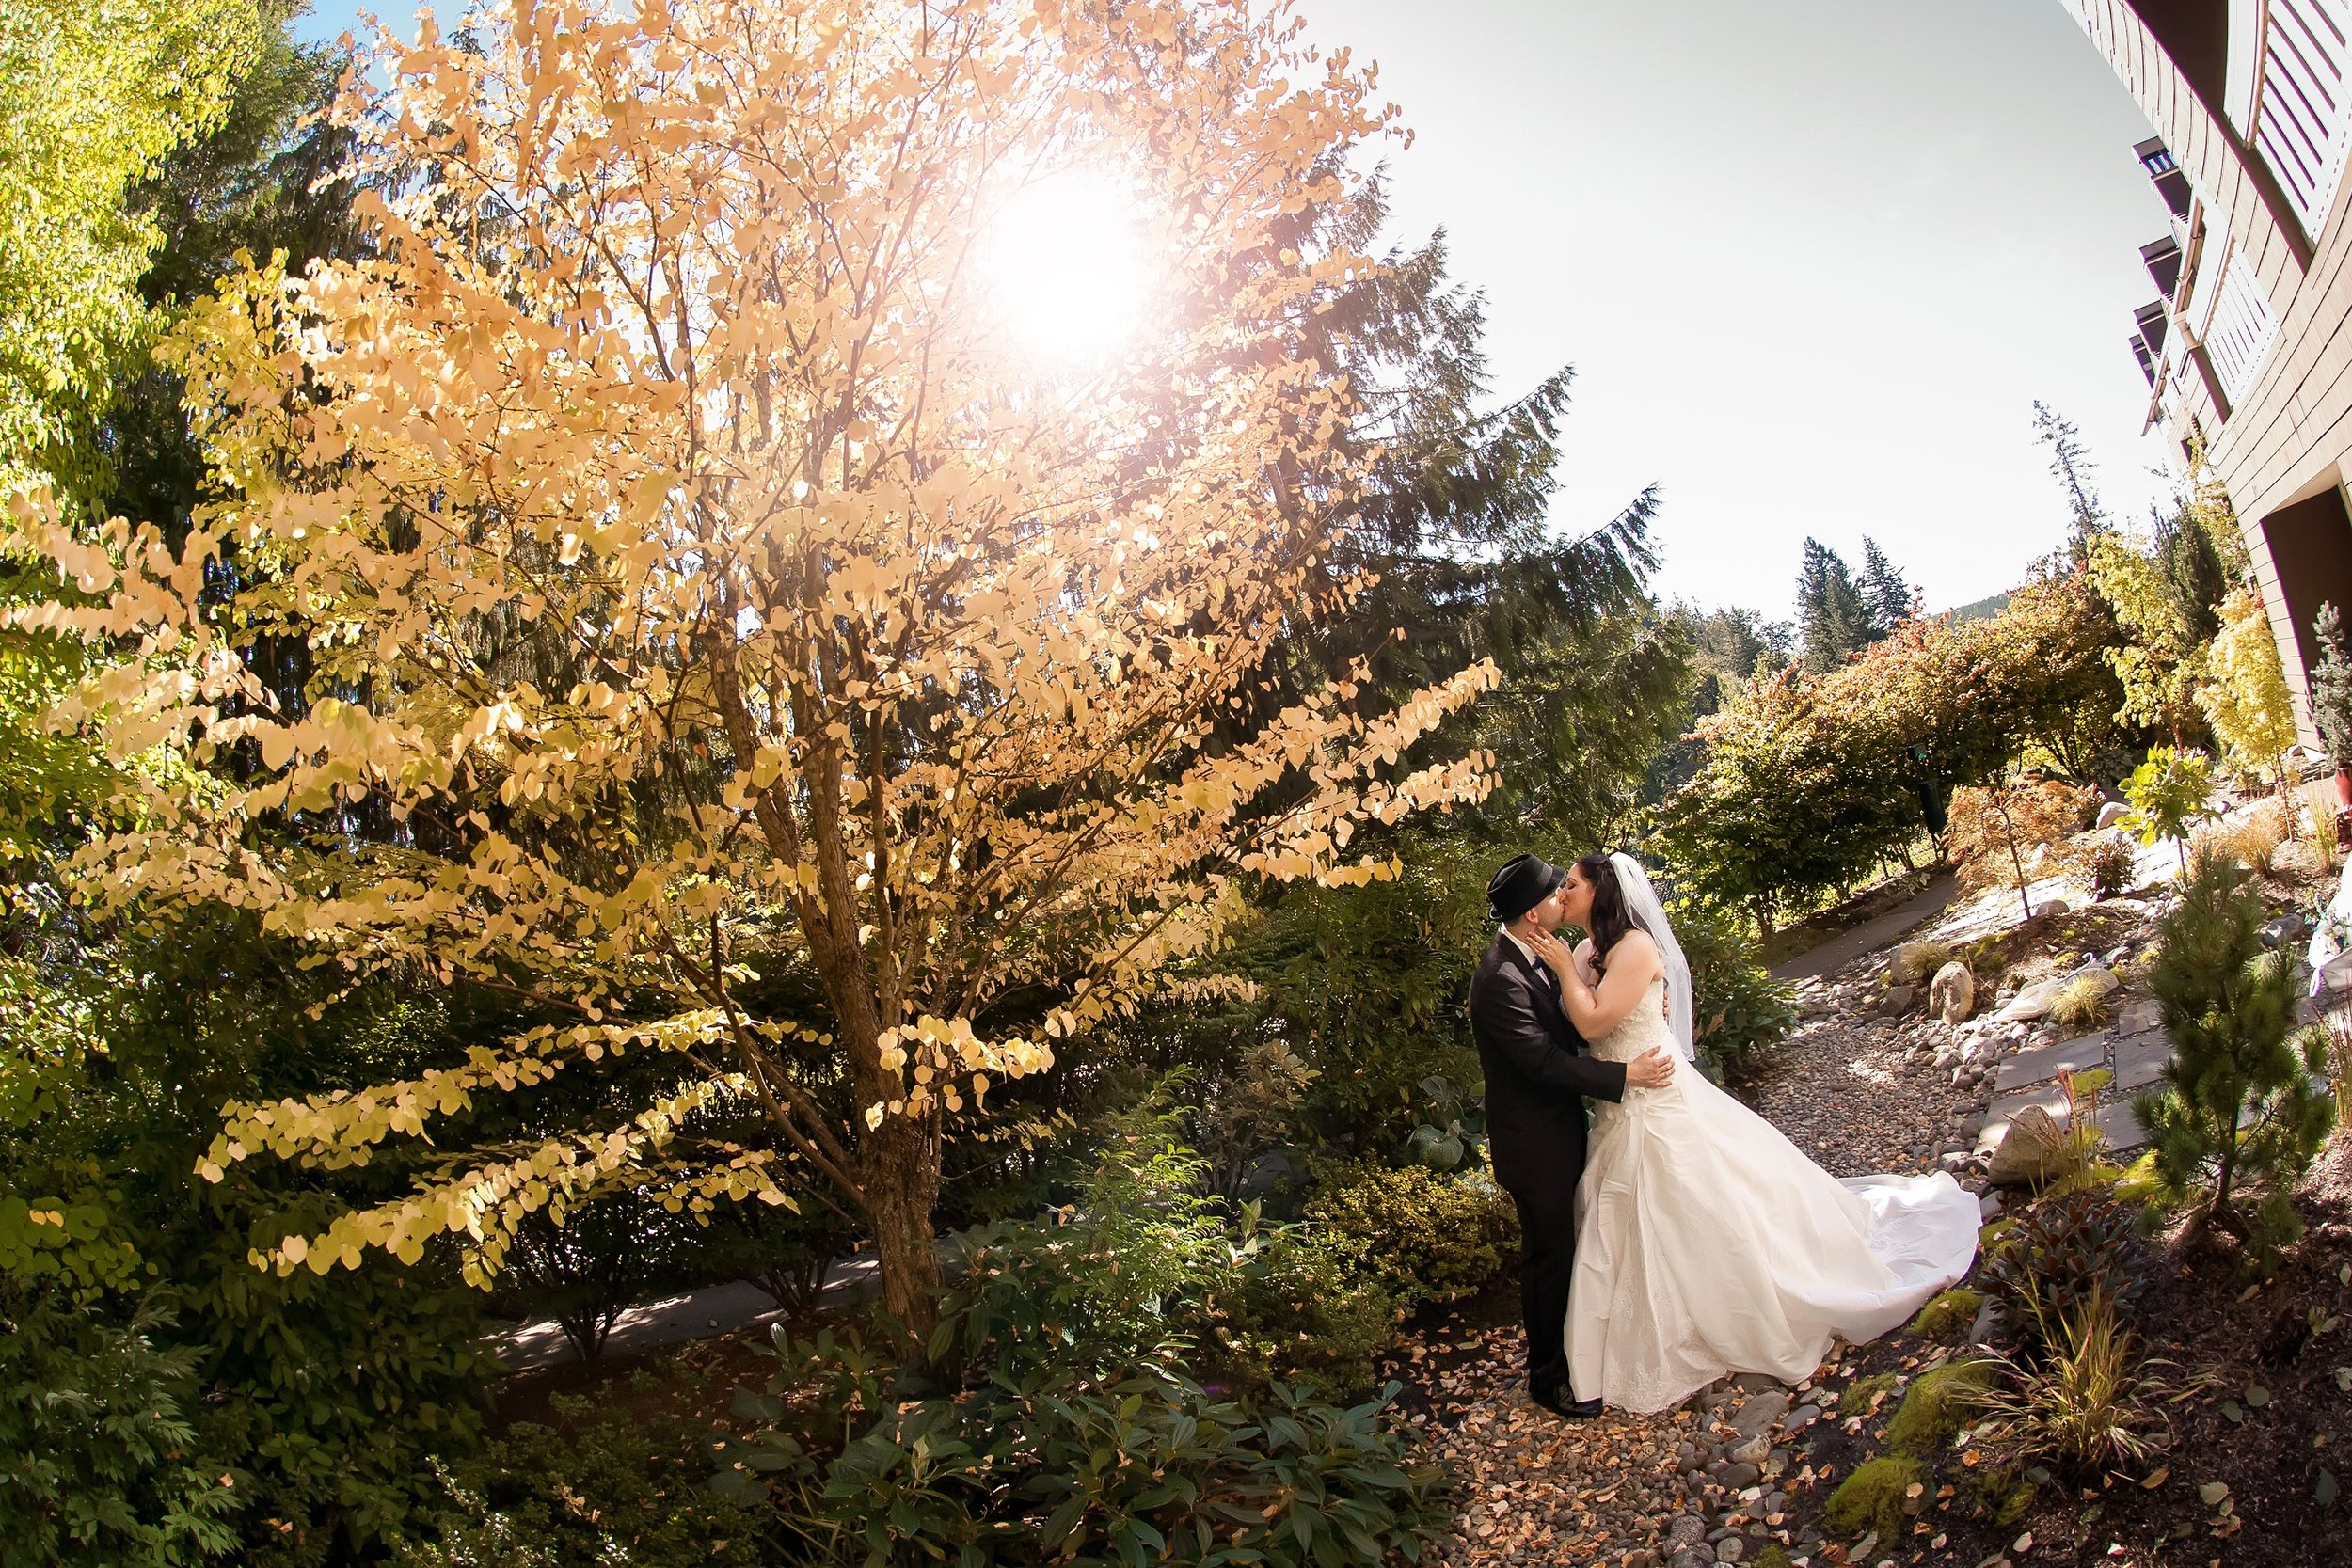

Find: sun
978;170;1154;362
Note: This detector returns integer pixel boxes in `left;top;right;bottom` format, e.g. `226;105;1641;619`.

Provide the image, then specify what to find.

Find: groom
1469;852;1675;1418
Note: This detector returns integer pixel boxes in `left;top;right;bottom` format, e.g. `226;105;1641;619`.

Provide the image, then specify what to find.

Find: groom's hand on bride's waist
1625;1047;1675;1090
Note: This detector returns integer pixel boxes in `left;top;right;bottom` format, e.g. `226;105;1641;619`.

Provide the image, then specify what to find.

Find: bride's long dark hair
1576;852;1634;974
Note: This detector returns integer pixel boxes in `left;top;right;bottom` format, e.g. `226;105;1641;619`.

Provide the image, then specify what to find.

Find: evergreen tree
2032;399;2105;555
2136;853;2336;1260
1795;538;1874;673
1270;182;1689;847
2309;602;2352;762
1859;536;1913;635
101;9;362;542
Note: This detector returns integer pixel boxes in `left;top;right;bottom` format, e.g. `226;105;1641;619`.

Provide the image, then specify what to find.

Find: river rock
1880;983;1916;1017
1986;1103;2072;1186
1929;960;1976;1023
1731;1388;1790;1437
1667;1515;1708;1549
2095;800;2129;829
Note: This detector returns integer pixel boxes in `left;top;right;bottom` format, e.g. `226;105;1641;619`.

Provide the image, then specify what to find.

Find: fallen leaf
2316;1468;2338;1508
2199;1481;2229;1507
2142;1466;2169;1489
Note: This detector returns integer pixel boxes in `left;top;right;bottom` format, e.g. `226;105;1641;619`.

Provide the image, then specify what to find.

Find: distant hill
1943;591;2010;623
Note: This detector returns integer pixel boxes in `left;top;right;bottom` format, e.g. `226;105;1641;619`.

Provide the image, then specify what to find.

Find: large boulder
1929;960;1976;1024
1986;1104;2073;1186
1994;977;2067;1022
2095;800;2129;830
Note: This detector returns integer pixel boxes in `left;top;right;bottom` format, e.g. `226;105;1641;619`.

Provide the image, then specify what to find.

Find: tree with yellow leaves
4;0;1498;1334
2198;589;2298;786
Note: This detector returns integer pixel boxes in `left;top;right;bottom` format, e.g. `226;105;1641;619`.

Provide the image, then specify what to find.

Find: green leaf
2220;1402;2244;1424
2333;1366;2352;1392
2244;1383;2269;1408
2317;1468;2339;1510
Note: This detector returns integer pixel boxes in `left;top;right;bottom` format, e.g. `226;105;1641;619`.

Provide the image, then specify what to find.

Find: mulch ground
1771;1143;2352;1568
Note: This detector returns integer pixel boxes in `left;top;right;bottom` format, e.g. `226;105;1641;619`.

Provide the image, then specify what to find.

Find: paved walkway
1769;871;1960;981
486;1257;881;1371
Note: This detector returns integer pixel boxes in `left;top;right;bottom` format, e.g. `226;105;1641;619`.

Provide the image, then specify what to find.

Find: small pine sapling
2136;854;2337;1262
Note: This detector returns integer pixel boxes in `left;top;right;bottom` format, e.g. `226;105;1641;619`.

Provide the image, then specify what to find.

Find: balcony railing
2234;0;2352;238
2201;242;2284;404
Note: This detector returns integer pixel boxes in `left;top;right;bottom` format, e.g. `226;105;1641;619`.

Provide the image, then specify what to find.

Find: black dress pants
1508;1176;1580;1400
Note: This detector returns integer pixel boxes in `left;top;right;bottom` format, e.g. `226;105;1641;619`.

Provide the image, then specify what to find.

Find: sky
293;0;2181;620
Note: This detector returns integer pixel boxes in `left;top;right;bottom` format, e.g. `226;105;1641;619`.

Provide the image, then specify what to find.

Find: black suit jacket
1468;932;1628;1196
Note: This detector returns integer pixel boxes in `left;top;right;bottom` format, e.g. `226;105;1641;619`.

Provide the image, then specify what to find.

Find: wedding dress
1566;977;1980;1413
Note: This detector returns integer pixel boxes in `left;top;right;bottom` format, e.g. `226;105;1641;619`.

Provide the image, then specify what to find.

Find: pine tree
1795;538;1874;673
1859;536;1914;636
2310;602;2352;762
2032;400;2105;555
2137;853;2337;1261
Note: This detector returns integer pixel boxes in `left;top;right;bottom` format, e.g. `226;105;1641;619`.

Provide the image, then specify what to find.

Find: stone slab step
1992;1033;2110;1093
2113;1031;2174;1093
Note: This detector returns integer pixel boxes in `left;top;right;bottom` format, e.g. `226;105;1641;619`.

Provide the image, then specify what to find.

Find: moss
1837;1372;1898;1417
2109;1149;2170;1208
1958;1460;2037;1526
1749;1547;1792;1568
1979;1217;2014;1253
1883;1360;1994;1456
1907;1287;1984;1341
1824;1453;1924;1543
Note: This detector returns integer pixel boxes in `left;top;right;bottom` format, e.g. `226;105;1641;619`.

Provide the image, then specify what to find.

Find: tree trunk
1994;790;2032;922
866;1128;943;1340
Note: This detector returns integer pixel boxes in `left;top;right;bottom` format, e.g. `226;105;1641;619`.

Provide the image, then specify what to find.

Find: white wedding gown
1566;979;1980;1413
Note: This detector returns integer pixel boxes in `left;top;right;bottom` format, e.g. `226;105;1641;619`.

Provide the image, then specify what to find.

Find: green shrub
1906;1287;1983;1342
0;1294;240;1568
1216;1226;1400;1398
2121;747;2217;871
932;1096;1401;1399
1302;1164;1517;1309
1823;1454;1924;1543
717;1326;1447;1568
392;1380;773;1568
2078;833;2137;900
1883;1360;1994;1455
1978;1192;2140;1337
1677;904;1798;1073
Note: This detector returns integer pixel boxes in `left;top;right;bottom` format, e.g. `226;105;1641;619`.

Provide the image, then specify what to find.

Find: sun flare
979;170;1154;361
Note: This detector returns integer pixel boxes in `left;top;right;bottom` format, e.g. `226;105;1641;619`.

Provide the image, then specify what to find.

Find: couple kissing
1468;850;1979;1418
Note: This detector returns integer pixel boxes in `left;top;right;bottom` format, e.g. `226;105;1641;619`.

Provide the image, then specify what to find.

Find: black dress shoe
1532;1386;1606;1419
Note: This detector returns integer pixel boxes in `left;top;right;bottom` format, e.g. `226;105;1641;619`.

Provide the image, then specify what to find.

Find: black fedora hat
1487;852;1565;925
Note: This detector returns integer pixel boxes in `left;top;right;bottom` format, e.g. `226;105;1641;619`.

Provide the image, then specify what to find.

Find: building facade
2064;0;2352;744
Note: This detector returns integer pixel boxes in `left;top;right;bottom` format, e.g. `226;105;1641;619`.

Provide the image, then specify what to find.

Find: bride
1522;851;1980;1415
